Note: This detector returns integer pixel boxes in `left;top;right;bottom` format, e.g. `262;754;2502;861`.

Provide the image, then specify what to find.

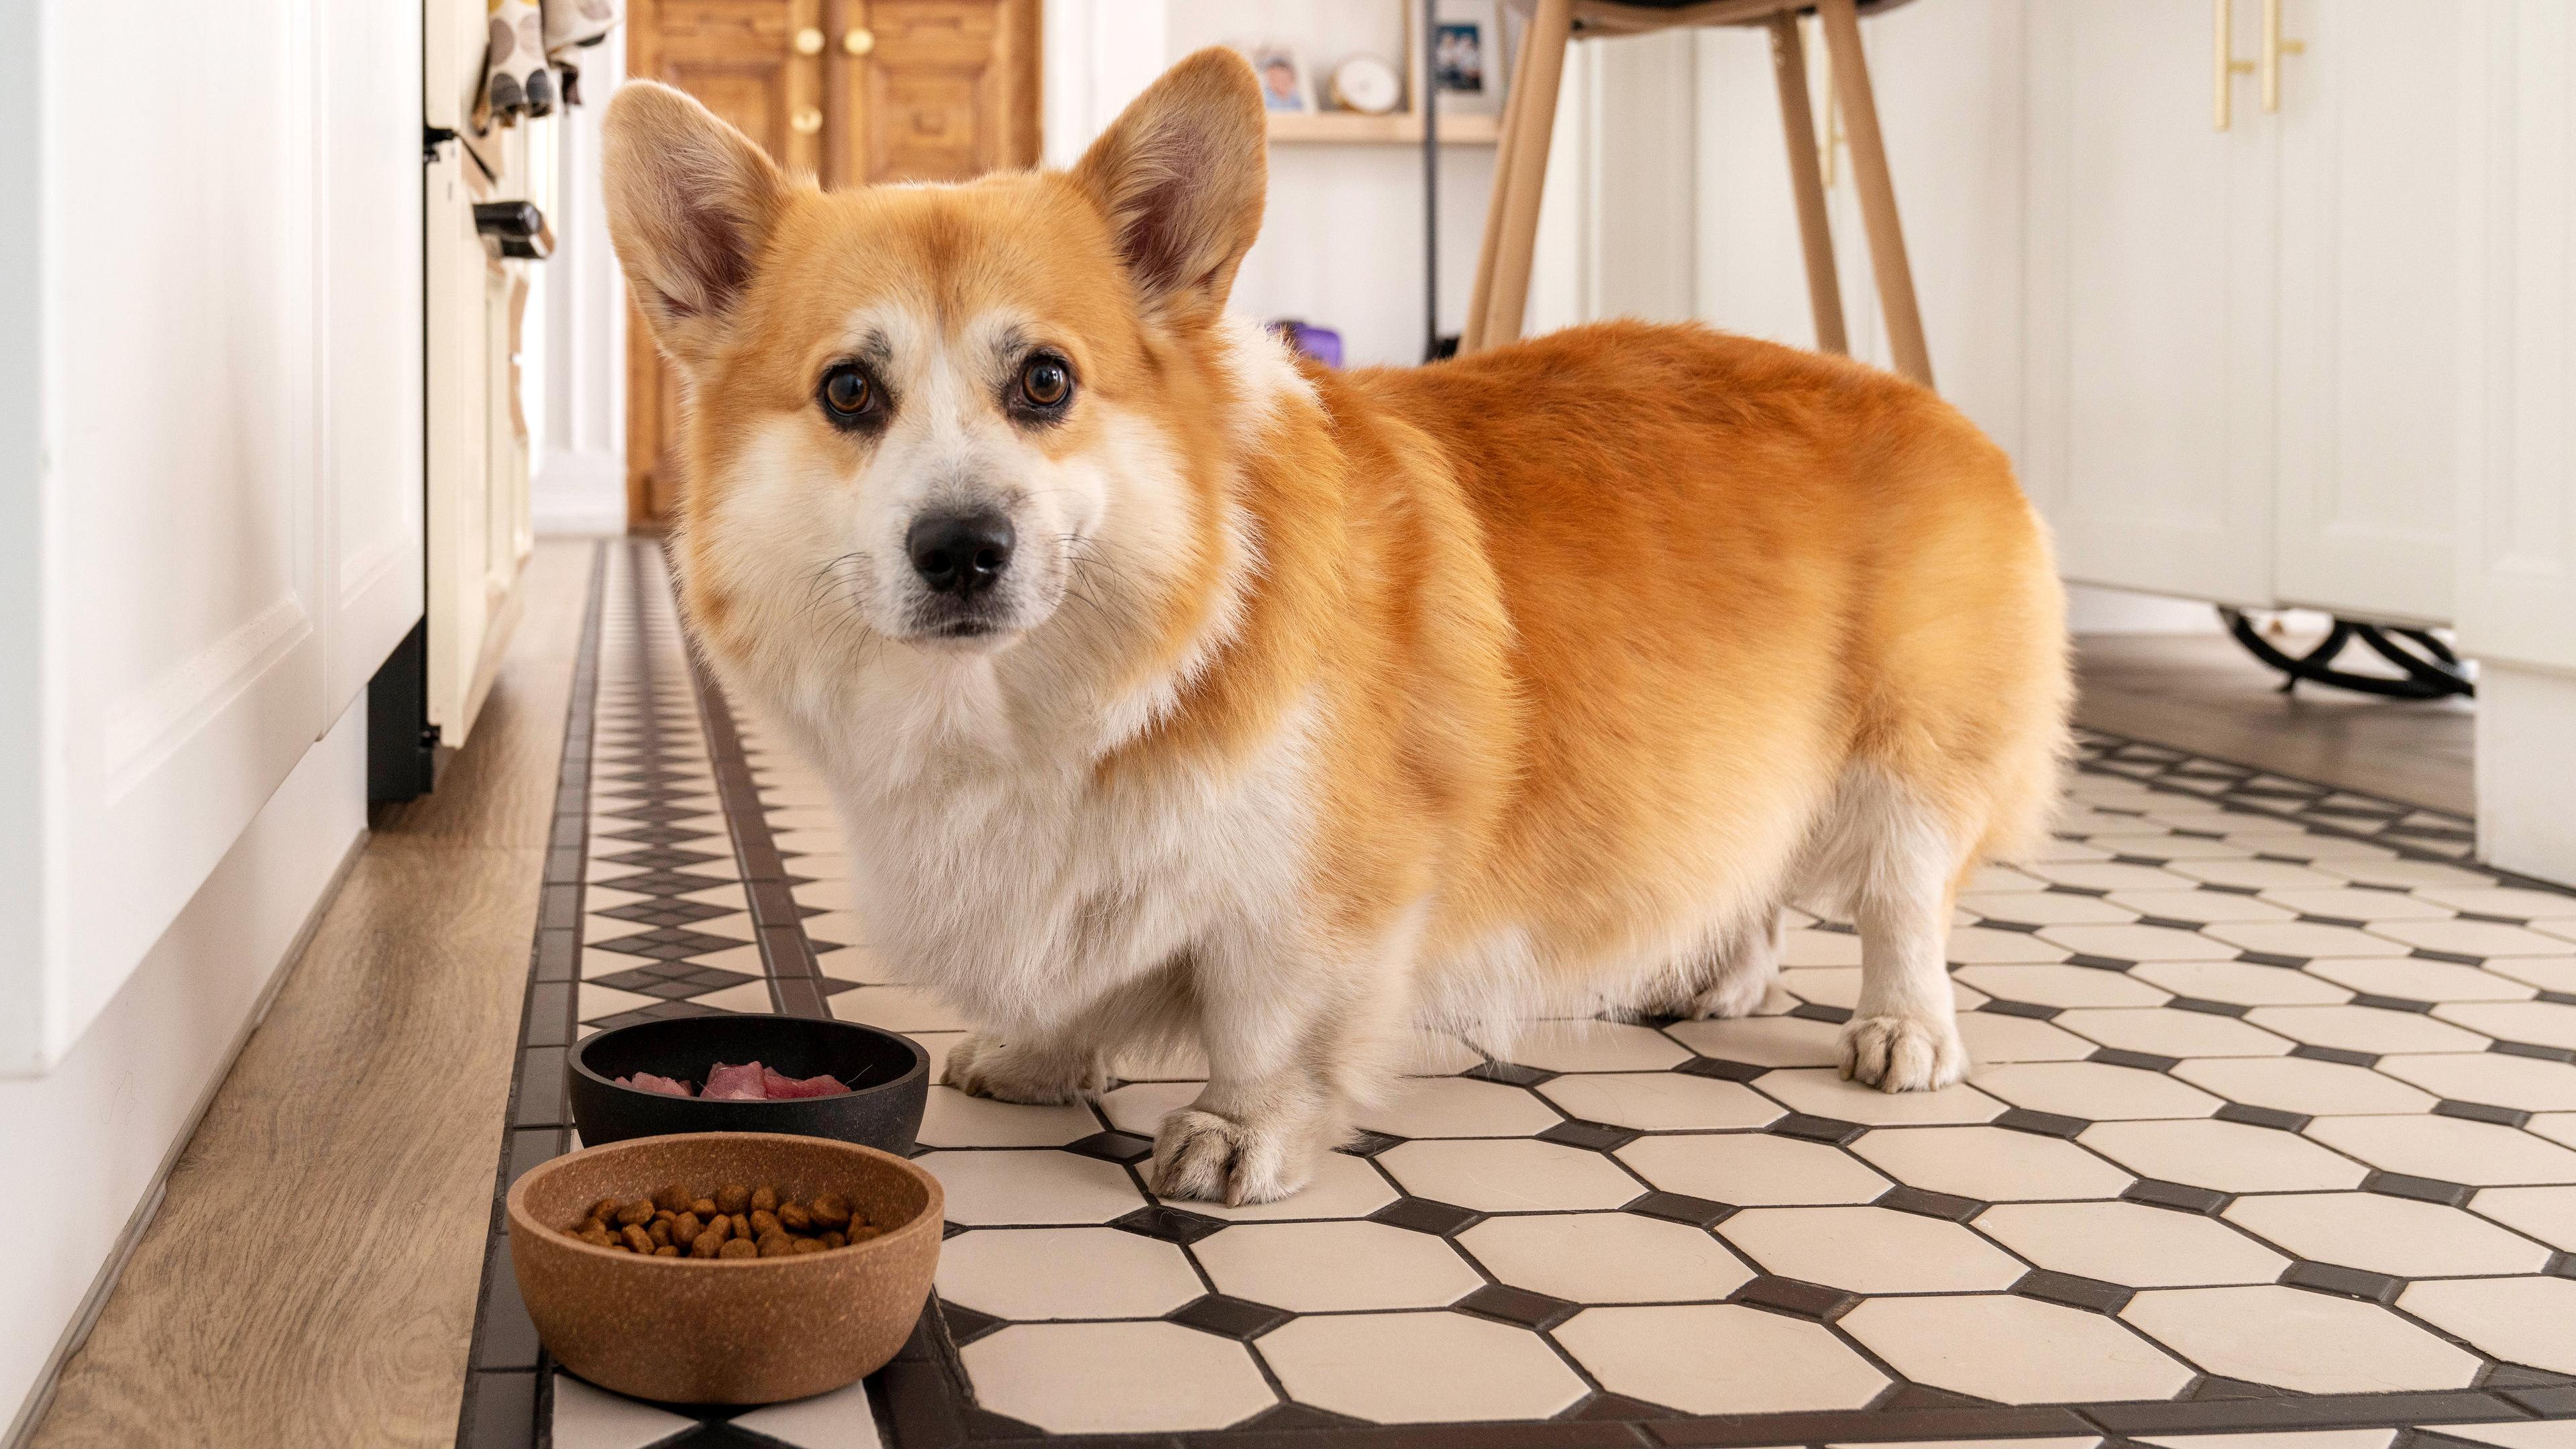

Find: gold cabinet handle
844;27;874;56
2212;0;2256;130
2259;0;2305;113
794;27;824;55
792;106;822;135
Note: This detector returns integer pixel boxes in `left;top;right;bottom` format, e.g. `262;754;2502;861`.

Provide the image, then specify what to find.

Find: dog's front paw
1149;1108;1311;1207
941;1032;1106;1104
1837;1013;1968;1092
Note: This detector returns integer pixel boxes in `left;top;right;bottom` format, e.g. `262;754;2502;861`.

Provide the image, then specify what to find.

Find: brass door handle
792;106;822;135
2260;0;2305;113
844;27;875;56
2213;0;2255;130
794;27;824;55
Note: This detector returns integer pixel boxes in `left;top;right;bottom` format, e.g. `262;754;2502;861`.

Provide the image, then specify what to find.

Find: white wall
534;27;633;537
0;701;366;1443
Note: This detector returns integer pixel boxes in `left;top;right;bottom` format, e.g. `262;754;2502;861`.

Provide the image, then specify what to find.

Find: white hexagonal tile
1753;1068;2005;1126
1377;1138;1644;1212
2242;1004;2491;1056
1962;891;2144;926
1978;1199;2290;1286
1556;1304;1888;1414
2489;958;2576;994
2042;923;2241;963
1192;1220;1482;1311
2100;890;2298;926
1458;1211;1752;1303
1954;965;2173;1009
1258;1311;1586;1422
1499;1021;1690;1073
2029;861;2203;892
2129;960;2353;1007
1842;1295;2193;1405
2053;1007;2294;1058
1536;1072;1780;1131
2472;1185;2576;1248
1719;1205;2024;1292
2373;1053;2576;1112
1957;1010;2100;1063
961;1322;1275;1434
2169;1055;2437;1116
1666;1014;1843;1067
2122;1285;2480;1393
828;983;974;1032
2257;888;2457;922
1850;1124;2133;1201
2081;1119;2369;1192
2304;958;2535;1004
2375;919;2576;957
2432;1000;2576;1051
1358;1076;1562;1138
937;1226;1206;1319
1971;1061;2222;1121
2224;1191;2552;1277
2170;859;2351;892
1947;926;2080;964
1162;1148;1399;1222
2304;1114;2576;1185
1618;1132;1891;1205
920;1149;1144;1225
2401;1275;2576;1373
917;1087;1104;1148
1784;928;1864;966
1100;1080;1199;1136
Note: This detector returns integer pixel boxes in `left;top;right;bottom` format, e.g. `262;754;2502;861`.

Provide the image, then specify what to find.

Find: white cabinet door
2023;0;2279;607
2269;0;2458;626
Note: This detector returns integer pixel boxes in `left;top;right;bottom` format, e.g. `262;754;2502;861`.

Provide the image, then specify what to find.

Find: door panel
2271;0;2456;625
2024;0;2277;607
831;0;1038;186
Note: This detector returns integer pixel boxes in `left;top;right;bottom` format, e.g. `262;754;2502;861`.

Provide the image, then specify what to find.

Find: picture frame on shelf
1245;44;1315;113
1429;1;1508;117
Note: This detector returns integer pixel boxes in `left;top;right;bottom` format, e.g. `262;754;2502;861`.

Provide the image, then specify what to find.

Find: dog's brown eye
1018;356;1071;410
820;364;874;421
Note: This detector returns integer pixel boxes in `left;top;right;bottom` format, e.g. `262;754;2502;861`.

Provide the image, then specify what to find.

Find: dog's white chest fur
774;667;1318;1038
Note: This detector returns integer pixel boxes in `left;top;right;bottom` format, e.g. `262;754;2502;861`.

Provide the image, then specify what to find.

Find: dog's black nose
906;511;1016;596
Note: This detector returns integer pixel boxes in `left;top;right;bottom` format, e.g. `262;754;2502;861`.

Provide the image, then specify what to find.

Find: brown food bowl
506;1132;943;1405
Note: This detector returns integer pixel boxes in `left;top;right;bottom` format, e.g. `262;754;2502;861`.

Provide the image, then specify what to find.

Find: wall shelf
1267;109;1499;146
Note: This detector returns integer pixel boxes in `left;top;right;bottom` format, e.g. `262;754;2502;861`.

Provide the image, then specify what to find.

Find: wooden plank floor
30;541;593;1449
2074;631;2475;815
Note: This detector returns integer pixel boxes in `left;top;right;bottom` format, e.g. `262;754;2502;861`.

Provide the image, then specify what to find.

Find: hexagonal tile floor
462;543;2576;1449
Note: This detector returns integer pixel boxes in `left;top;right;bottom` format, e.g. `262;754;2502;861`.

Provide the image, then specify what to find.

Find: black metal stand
2218;606;2475;700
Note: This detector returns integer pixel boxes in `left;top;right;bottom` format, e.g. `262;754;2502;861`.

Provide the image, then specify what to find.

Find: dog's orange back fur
606;48;2070;1205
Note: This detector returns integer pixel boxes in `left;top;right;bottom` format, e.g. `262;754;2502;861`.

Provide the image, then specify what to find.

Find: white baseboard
2476;663;2576;888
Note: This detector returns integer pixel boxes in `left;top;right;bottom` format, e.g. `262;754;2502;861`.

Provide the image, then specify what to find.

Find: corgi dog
602;49;2069;1205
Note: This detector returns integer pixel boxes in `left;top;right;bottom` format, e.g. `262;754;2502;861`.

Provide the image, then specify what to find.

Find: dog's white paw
1837;1013;1968;1092
1684;969;1786;1021
1149;1108;1311;1207
941;1032;1105;1104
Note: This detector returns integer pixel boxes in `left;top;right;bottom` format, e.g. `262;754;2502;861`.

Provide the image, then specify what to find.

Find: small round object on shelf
1330;55;1403;116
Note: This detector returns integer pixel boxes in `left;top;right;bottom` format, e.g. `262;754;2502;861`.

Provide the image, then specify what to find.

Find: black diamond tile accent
665;1421;816;1449
2015;1269;2133;1314
2435;1098;2533;1128
1813;920;1858;934
1877;1185;1982;1222
943;1220;966;1238
938;1300;1004;1346
1065;1130;1155;1165
2201;882;2265;896
1981;999;2062;1020
2123;1178;2230;1215
2169;996;2252;1018
1624;1191;1733;1228
2047;883;2112;898
595;847;724;871
1336;1129;1405;1157
588;928;751;961
590;869;733;898
1458;1283;1578;1330
1788;1002;1854;1024
2298;914;2371;930
1464;1060;1554;1088
2292;1042;2381;1068
2135;915;2206;932
1770;1112;1866;1146
2365;1170;2476;1208
1977;919;2047;933
2493;1039;2576;1064
2066;954;2136;971
2548;1251;2576;1280
2238;951;2312;969
1733;1275;1856;1321
584;1001;727;1033
1236;1403;1364;1432
1369;1196;1483;1237
2110;853;2165;867
1676;1056;1768;1083
1110;1205;1227;1244
1540;1119;1640;1153
1167;1293;1289;1340
2353;992;2438;1014
2282;1260;2403;1305
2091;1046;2184;1073
595;898;735;928
2216;1102;2313;1132
1996;1107;2088;1139
1564;1392;1680;1422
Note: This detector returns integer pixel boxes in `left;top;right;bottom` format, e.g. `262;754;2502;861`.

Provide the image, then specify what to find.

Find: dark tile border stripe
454;539;606;1449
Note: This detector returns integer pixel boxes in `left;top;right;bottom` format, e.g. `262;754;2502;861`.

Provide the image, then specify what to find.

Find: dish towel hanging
484;0;622;125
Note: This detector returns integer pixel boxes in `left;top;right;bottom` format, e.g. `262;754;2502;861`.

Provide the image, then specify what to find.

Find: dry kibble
690;1229;724;1258
578;1216;609;1238
653;1183;692;1214
715;1183;751;1215
808;1192;853;1230
672;1212;702;1243
789;1237;826;1255
563;1181;888;1256
589;1198;623;1224
748;1210;780;1239
820;1230;847;1250
653;1245;681;1258
777;1203;812;1233
614;1200;653;1229
718;1238;758;1260
848;1226;882;1243
648;1220;673;1248
757;1232;794;1258
621;1224;654;1254
750;1185;779;1215
578;1227;616;1249
731;1213;753;1241
690;1197;718;1219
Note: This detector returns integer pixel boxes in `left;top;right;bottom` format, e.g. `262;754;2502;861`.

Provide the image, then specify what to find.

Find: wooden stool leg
1464;19;1545;354
1767;14;1847;356
1817;0;1933;388
1477;0;1575;351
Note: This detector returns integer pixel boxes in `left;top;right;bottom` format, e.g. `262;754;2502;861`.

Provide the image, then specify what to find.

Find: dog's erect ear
602;80;792;369
1071;48;1268;325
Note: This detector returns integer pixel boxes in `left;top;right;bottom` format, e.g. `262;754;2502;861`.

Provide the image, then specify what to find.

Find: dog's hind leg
1632;908;1786;1021
1814;769;1970;1091
945;963;1197;1104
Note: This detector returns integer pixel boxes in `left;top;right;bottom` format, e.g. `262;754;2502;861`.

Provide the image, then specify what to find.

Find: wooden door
625;0;1040;528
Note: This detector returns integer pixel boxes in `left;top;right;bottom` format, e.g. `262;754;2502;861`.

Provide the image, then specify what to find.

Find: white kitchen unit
1550;0;2574;881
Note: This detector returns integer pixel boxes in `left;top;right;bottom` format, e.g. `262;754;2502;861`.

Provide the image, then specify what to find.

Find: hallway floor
44;543;2576;1449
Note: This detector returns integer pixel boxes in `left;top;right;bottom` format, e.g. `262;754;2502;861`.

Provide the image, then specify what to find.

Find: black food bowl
568;1014;929;1154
